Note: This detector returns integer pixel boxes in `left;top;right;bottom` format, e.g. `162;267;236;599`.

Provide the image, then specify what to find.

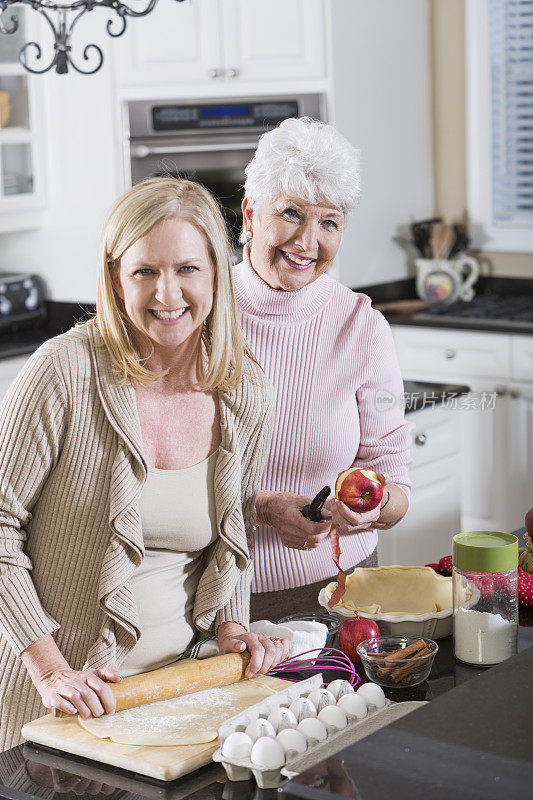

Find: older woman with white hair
232;117;412;621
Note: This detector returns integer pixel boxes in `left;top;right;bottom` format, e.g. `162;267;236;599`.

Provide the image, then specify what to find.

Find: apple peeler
301;486;331;522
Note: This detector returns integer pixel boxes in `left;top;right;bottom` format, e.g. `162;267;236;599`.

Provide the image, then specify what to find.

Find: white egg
357;682;386;709
267;706;298;733
306;688;336;713
221;731;254;760
318;705;348;732
250;736;286;769
297;717;328;743
337;693;368;720
245;717;276;742
288;697;317;722
276;728;308;757
326;679;356;701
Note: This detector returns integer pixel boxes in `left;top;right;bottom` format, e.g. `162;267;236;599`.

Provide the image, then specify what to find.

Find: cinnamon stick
381;638;427;661
386;645;432;683
373;640;431;682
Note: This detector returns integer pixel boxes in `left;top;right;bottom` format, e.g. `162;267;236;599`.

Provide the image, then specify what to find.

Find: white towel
185;620;328;662
249;620;328;661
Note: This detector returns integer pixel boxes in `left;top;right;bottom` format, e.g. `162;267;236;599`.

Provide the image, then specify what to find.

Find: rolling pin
53;651;251;718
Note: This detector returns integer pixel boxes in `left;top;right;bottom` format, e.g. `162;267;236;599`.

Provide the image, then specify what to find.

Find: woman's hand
328;475;409;534
255;490;331;550
329;498;382;533
35;666;122;719
20;634;122;719
218;622;290;678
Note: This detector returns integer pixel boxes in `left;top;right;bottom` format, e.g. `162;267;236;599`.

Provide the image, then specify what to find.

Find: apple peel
328;524;347;609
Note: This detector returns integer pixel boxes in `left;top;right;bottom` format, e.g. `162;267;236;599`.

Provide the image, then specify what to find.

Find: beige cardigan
0;323;273;751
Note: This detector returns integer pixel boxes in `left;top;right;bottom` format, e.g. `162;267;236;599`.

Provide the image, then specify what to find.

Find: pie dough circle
78;677;277;746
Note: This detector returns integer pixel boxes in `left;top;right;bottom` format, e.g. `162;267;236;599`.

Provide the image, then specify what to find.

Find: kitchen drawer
407;406;460;469
392;326;512;380
511;335;533;382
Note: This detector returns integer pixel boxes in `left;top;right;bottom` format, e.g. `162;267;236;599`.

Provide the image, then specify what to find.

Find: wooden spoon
430;222;455;259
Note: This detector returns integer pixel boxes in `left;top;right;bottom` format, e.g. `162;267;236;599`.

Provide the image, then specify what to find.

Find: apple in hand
335;468;385;513
337;617;380;663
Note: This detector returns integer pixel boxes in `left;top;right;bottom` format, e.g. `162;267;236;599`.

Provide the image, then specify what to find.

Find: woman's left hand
328;475;408;533
327;472;389;533
218;624;290;678
329;498;383;533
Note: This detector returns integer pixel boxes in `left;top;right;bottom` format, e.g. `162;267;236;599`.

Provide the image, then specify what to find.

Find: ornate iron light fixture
0;0;187;75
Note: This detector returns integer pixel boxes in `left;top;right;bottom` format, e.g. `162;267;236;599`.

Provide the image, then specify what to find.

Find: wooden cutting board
22;675;290;782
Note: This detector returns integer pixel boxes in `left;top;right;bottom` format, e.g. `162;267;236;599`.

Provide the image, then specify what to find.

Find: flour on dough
78;677;278;746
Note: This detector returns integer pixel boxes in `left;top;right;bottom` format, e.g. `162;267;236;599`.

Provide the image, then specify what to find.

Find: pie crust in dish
318;565;467;639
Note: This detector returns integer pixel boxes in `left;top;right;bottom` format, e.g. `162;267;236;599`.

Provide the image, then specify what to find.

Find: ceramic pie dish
318;565;465;639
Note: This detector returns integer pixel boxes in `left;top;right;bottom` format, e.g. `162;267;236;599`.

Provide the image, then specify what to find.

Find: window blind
490;0;533;224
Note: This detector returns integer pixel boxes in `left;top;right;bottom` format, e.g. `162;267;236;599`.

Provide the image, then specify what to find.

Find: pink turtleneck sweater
233;248;412;593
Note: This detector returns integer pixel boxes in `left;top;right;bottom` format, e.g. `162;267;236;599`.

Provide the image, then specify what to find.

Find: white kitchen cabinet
511;335;533;383
113;0;328;91
507;383;533;524
220;0;326;84
392;325;533;533
378;406;461;567
0;354;29;402
0;8;46;232
391;326;511;381
113;0;220;88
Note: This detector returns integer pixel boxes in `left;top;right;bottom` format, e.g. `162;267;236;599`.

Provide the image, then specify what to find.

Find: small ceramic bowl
356;635;438;688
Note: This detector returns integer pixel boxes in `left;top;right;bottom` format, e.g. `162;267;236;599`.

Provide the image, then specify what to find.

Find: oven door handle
131;142;258;158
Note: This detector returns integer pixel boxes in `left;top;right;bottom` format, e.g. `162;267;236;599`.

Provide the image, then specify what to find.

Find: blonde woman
0;177;287;752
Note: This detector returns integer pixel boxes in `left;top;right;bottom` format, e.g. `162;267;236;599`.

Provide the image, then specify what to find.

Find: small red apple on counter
337;617;380;663
335;468;385;513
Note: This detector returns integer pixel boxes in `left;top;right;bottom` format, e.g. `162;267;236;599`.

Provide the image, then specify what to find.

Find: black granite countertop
353;275;533;335
0;302;95;360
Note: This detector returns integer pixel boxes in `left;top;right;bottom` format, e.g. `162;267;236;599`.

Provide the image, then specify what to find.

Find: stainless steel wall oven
124;94;326;252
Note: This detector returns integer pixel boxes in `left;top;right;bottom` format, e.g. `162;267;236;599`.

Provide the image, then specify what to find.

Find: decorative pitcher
415;256;479;304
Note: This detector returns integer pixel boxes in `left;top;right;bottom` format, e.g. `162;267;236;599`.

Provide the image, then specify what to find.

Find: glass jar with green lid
452;531;518;666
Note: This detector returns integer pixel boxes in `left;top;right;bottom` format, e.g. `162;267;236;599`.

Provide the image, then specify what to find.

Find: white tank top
121;451;218;677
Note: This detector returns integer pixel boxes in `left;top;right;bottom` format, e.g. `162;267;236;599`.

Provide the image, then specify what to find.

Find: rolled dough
78;676;277;746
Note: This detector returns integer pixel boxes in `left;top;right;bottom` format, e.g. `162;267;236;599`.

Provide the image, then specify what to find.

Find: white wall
329;0;435;288
0;15;120;302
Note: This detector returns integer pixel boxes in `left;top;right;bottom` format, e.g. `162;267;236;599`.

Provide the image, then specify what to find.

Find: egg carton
212;674;391;789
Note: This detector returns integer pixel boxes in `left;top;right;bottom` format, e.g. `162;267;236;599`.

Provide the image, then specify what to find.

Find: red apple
335;468;385;513
337;617;380;663
525;507;533;537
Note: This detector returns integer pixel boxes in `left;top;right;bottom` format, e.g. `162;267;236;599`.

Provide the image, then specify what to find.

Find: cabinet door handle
414;433;427;446
208;68;222;79
226;67;239;78
444;348;456;359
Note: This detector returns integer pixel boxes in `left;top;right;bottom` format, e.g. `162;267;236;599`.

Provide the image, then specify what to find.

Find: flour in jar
78;677;277;746
454;607;517;665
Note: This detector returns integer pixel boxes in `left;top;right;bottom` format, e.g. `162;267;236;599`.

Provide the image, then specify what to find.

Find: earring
243;229;252;243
